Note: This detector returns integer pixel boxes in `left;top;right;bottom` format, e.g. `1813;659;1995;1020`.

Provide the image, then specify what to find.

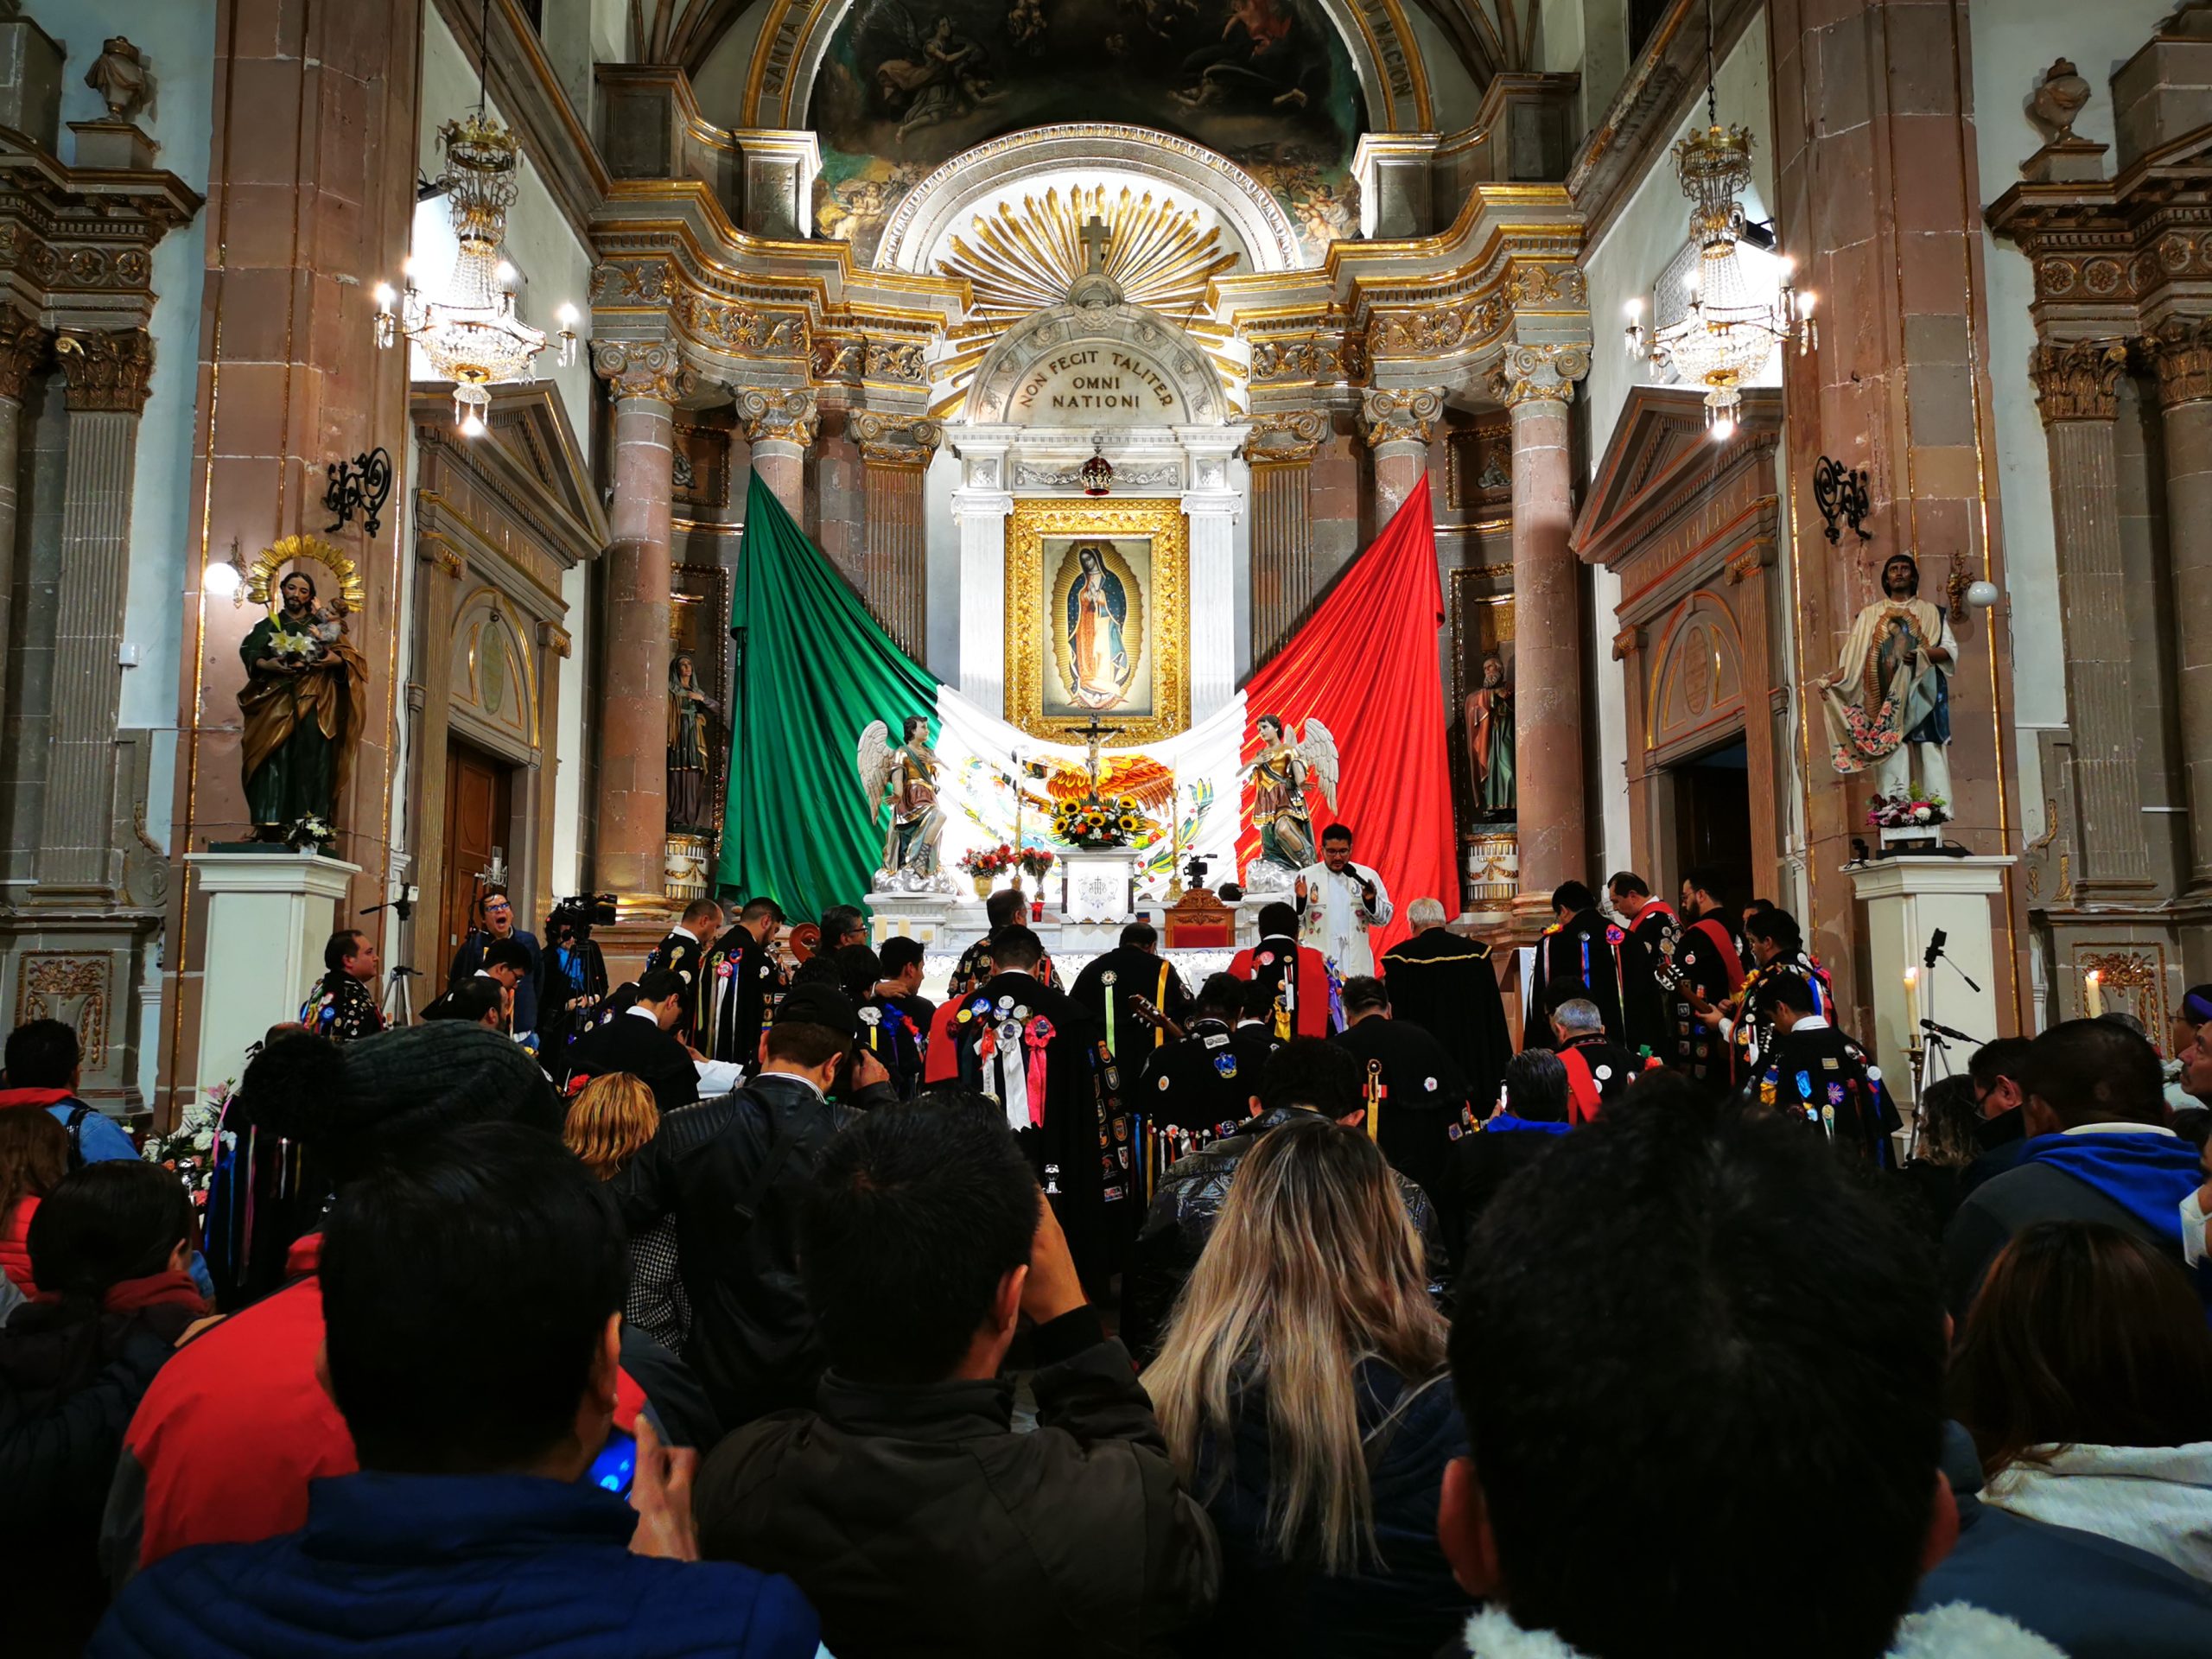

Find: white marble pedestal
1846;854;2016;1106
1061;849;1142;925
186;850;359;1099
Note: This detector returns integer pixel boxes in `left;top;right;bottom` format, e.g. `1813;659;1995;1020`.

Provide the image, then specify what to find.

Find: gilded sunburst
932;183;1242;416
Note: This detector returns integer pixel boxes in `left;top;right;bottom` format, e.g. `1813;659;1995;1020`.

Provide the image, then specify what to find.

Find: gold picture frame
1006;496;1190;745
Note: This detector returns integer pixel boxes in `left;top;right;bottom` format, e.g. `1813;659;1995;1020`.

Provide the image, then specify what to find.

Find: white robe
1294;860;1393;976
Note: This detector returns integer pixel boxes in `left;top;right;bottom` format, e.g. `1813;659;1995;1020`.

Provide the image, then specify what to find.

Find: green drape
715;470;936;920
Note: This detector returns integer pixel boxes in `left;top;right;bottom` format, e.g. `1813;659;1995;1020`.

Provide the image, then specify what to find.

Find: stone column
0;309;50;742
1496;346;1587;918
952;430;1014;710
1179;424;1244;722
1358;389;1441;523
853;413;939;655
2029;340;2153;899
737;389;817;522
36;329;154;898
1248;410;1326;658
2143;317;2212;893
592;340;685;912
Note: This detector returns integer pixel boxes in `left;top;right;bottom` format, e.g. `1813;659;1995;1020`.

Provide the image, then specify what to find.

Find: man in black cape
1133;972;1264;1189
1751;973;1899;1169
1522;880;1649;1053
1071;920;1192;1137
1381;896;1510;1110
1605;870;1678;1054
1546;992;1658;1123
857;934;932;1100
646;896;725;1046
560;968;698;1114
1671;865;1746;1087
701;895;785;1065
1332;975;1471;1209
949;925;1122;1293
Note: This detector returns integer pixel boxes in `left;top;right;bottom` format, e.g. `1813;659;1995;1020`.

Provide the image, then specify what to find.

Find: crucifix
1074;713;1122;794
1078;216;1110;277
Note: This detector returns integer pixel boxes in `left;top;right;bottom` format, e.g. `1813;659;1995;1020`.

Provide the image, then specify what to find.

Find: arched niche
448;588;542;760
1646;593;1746;766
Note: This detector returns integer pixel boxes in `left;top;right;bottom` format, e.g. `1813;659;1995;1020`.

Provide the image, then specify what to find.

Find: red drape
1238;476;1454;957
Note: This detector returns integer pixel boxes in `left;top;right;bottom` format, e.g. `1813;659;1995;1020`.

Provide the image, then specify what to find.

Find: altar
868;887;1265;995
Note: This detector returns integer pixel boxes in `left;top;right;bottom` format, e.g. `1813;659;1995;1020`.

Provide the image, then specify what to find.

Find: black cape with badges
1522;908;1649;1052
950;971;1125;1286
1669;909;1747;1085
562;1008;699;1115
1071;946;1191;1129
1731;954;1835;1077
1554;1031;1650;1123
1332;1014;1470;1205
858;993;928;1099
645;927;708;1043
700;925;783;1064
1135;1018;1275;1140
1621;903;1681;1054
1381;928;1511;1108
1755;1019;1900;1169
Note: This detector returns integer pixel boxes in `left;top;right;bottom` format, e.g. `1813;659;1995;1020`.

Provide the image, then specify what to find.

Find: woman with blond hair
1143;1113;1469;1656
561;1073;688;1354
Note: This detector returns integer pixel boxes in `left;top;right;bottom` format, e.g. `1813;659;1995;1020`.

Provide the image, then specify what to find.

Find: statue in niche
1465;652;1516;817
667;652;719;833
240;568;367;838
1814;552;1956;804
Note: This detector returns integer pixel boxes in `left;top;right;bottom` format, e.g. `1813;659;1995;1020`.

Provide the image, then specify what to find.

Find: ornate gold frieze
1004;496;1189;746
671;288;807;358
2076;945;2166;1032
737;387;820;447
2140;315;2212;409
2027;338;2127;423
812;334;861;380
54;327;154;413
864;340;929;385
1370;293;1509;359
18;956;109;1070
1357;387;1443;448
1249;333;1368;385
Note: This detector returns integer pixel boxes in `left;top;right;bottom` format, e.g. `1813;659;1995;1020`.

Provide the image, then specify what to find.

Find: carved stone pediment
0;125;200;332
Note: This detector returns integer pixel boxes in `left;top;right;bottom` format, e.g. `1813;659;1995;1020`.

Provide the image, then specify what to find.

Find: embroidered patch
1593;1065;1612;1082
858;1006;881;1027
1158;1075;1171;1090
1203;1032;1230;1048
1423;1077;1438;1092
1821;1056;1839;1071
1215;1055;1238;1079
1103;969;1118;986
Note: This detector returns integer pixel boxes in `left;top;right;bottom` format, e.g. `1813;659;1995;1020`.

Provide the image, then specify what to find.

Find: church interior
3;0;2209;1127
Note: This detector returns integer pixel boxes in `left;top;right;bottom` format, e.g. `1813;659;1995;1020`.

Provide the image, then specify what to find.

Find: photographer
446;886;542;1041
539;895;613;1059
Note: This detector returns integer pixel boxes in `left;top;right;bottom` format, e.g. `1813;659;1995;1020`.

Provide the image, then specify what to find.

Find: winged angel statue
1242;713;1338;890
857;715;953;892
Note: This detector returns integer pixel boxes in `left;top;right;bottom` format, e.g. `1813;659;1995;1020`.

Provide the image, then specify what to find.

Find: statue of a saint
1243;713;1338;884
666;652;718;833
857;715;947;887
239;569;368;837
1465;652;1516;817
1815;553;1955;800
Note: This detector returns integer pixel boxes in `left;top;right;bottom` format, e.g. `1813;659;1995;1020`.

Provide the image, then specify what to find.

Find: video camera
547;892;619;942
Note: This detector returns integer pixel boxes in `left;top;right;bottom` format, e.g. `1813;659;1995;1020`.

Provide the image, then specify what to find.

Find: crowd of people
1;855;2209;1656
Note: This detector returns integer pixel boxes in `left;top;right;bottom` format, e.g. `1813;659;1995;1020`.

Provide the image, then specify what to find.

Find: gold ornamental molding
1004;496;1190;747
1358;387;1443;447
54;327;155;413
1246;409;1331;462
2027;338;2127;425
2140;315;2212;410
736;386;821;447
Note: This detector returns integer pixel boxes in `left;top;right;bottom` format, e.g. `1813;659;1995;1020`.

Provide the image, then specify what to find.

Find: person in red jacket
0;1106;67;1296
98;1023;665;1582
1229;901;1340;1038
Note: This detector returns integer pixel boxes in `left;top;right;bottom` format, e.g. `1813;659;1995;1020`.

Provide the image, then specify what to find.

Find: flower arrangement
957;843;1018;878
282;814;336;853
1052;793;1145;849
270;631;320;661
1866;788;1948;830
142;1079;232;1207
1016;846;1057;881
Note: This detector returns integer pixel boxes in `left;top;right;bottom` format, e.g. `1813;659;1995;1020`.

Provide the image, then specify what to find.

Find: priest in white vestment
1294;824;1394;976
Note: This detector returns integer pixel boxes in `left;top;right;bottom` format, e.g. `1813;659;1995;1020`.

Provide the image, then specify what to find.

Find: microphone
1918;1016;1980;1046
1923;928;1947;970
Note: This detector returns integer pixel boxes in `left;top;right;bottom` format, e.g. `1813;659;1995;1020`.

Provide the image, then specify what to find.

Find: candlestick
1902;965;1921;1037
2084;969;2104;1020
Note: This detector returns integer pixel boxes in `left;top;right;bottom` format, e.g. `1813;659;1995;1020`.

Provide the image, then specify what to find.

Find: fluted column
0;309;50;745
2144;318;2212;893
853;413;939;656
592;340;685;912
2030;339;2152;898
1248;410;1325;658
738;388;817;522
35;329;154;898
1358;388;1441;523
1496;345;1589;917
952;432;1013;710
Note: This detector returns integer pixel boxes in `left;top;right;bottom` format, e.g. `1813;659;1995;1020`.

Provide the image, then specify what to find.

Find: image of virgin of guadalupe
666;652;719;833
1065;543;1135;711
239;569;368;836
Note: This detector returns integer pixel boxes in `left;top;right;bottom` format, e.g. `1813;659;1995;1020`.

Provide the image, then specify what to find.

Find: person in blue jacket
90;1122;820;1659
0;1019;137;1166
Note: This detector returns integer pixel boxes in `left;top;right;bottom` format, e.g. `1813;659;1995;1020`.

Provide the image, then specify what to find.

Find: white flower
1912;804;1932;822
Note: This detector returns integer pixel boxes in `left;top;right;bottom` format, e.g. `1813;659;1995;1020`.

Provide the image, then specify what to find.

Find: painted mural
809;0;1364;264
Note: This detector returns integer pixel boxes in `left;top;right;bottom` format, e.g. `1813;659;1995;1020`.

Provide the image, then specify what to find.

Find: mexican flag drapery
716;468;1456;950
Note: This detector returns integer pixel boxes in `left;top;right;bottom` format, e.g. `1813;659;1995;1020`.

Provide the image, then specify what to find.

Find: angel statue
1242;712;1338;889
857;714;950;891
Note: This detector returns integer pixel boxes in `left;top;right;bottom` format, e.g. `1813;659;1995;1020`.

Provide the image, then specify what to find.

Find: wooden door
1672;740;1754;905
437;741;513;975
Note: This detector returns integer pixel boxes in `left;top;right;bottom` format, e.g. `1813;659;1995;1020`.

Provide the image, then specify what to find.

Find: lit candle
1902;966;1921;1038
2084;969;2104;1020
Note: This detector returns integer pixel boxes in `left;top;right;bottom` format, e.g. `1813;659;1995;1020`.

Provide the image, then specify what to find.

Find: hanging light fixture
1623;0;1813;435
370;0;577;431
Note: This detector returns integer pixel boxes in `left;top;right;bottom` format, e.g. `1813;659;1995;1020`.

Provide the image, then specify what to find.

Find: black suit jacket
563;1008;699;1115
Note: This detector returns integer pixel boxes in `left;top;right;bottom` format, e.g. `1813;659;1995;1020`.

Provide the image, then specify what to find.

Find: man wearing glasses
448;885;543;1040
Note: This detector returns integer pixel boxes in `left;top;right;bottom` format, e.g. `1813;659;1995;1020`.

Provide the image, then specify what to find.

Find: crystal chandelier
370;17;576;434
1621;6;1812;438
